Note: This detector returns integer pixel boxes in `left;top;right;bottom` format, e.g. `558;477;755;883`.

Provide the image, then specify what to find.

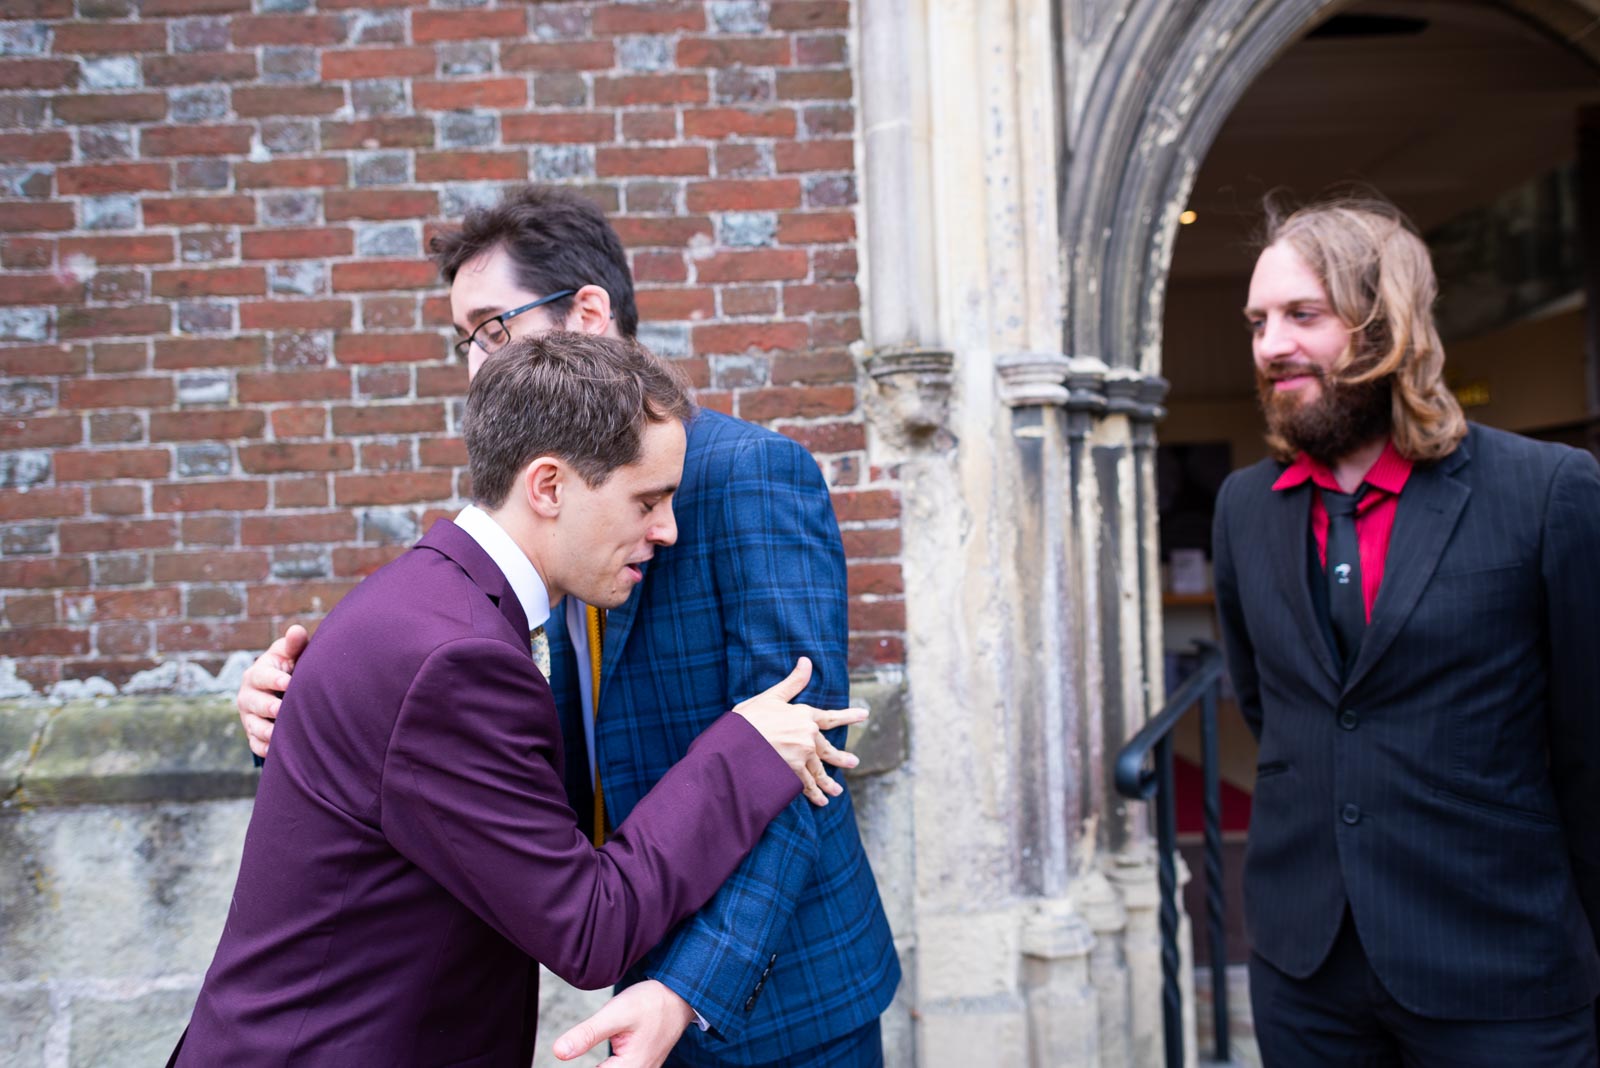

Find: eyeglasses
453;289;579;361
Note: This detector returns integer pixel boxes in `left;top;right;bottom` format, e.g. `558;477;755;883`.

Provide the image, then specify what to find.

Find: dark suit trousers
1250;911;1598;1067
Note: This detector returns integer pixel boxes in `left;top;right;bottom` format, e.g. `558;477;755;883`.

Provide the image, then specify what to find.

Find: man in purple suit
170;331;864;1067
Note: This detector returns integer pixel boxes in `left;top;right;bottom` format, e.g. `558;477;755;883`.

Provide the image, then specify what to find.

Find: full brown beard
1256;363;1392;464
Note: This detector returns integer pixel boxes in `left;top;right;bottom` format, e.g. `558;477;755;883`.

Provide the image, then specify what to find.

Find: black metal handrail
1114;640;1230;1067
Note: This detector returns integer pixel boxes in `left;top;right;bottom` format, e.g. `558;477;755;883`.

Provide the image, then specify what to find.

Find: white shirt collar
454;504;551;629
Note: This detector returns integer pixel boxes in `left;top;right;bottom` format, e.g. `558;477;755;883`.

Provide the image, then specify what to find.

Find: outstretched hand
733;657;867;806
237;624;308;759
552;979;695;1068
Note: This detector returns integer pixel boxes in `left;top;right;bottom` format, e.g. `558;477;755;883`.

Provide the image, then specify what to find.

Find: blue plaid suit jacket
547;409;900;1065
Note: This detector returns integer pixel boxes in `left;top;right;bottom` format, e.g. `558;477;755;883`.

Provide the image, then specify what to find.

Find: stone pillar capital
1063;356;1109;415
997;351;1072;407
1135;374;1170;414
1072;869;1130;936
1106;848;1162;911
1094;368;1170;426
1021;898;1098;961
864;346;956;445
1103;368;1142;416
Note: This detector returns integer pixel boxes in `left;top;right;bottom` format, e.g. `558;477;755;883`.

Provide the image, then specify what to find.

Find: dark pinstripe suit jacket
1214;423;1600;1020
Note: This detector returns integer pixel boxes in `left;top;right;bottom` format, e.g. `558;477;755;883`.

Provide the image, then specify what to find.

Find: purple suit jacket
173;520;800;1067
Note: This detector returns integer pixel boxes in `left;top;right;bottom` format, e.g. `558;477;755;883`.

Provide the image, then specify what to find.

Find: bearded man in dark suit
1215;195;1600;1066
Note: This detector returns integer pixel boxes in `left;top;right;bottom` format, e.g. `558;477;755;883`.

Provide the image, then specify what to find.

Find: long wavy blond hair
1261;195;1467;462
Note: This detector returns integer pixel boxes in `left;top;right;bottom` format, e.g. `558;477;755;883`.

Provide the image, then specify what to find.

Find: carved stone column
998;352;1080;901
1077;868;1134;1066
1021;899;1100;1067
1108;846;1165;1066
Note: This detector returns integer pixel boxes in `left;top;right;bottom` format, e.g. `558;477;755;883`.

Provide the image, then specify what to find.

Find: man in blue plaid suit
239;186;900;1067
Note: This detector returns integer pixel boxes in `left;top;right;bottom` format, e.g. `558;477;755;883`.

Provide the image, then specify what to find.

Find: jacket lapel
1342;440;1472;694
596;559;650;710
1266;479;1342;688
417;519;529;639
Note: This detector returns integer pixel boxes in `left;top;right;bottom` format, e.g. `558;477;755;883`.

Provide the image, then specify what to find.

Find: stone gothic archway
1060;0;1600;377
851;1;1600;1064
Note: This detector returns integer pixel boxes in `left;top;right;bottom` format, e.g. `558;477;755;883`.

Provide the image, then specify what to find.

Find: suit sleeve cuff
686;711;801;813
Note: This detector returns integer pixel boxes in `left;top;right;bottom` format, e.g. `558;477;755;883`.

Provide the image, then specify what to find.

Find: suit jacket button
744;996;756;1012
1341;803;1361;825
1339;709;1358;730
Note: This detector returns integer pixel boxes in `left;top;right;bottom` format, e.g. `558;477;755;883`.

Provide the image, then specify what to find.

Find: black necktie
1322;486;1366;669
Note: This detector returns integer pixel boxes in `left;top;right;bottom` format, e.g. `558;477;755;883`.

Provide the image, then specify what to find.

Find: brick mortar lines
0;1;900;684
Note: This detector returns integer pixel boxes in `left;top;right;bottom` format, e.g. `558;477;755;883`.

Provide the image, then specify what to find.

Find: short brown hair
430;186;639;340
465;332;692;508
1260;194;1467;463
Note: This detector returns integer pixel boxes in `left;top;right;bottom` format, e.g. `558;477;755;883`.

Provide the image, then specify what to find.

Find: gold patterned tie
529;624;550;681
585;604;607;847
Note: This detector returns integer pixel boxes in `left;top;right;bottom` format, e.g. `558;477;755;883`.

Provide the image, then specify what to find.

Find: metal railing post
1154;733;1183;1068
1113;641;1231;1067
1201;684;1229;1063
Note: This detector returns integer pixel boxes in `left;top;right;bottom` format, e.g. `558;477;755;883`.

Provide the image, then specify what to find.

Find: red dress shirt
1271;440;1413;622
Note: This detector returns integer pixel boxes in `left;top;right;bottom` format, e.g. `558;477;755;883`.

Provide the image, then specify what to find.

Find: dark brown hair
430;186;639;339
1259;193;1466;462
465;332;692;508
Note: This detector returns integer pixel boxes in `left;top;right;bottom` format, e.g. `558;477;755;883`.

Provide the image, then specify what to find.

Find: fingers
241;709;276;759
761;656;813;703
806;751;843;799
258;624;309;684
238;684;284;721
593;1052;646;1068
798;759;829;807
244;658;290;697
811;705;868;732
243;652;292;700
815;733;858;771
552;1013;615;1062
786;706;863;769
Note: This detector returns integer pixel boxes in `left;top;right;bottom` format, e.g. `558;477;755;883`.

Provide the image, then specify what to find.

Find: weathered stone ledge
846;676;910;777
1;698;255;810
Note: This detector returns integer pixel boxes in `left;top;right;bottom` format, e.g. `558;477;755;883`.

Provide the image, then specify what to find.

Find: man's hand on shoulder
237;624;309;759
552;979;696;1068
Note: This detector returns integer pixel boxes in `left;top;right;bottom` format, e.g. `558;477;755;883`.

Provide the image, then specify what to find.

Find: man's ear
523;457;564;518
566;284;613;337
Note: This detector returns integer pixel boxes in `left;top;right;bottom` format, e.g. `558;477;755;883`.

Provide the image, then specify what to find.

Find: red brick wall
0;0;904;693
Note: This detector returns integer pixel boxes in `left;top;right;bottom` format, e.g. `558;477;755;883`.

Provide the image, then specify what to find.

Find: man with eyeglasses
453;288;576;363
236;186;901;1068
